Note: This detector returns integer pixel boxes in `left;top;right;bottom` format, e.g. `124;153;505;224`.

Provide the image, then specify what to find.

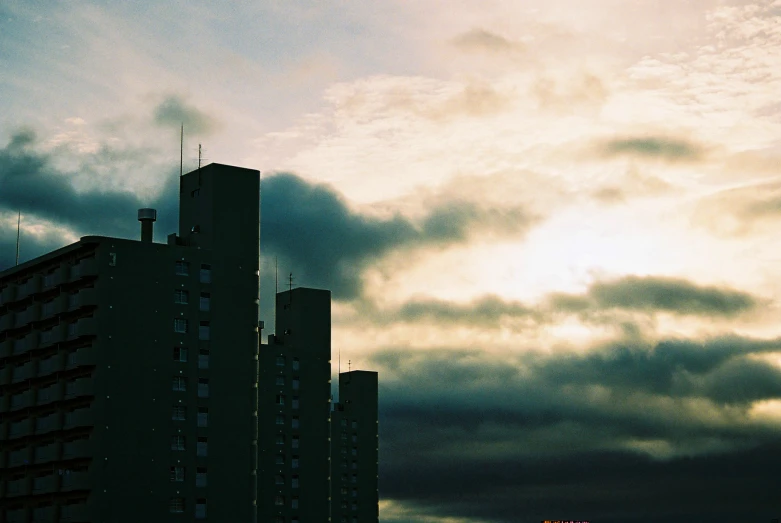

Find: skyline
2;0;781;521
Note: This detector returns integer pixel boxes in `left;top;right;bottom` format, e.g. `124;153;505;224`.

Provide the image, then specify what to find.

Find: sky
2;0;781;521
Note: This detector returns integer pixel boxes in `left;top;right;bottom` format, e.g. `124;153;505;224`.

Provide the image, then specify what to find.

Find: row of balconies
1;376;94;412
0;348;95;388
4;405;94;440
4;438;92;473
0;318;97;359
4;501;89;523
0;288;97;336
0;257;98;308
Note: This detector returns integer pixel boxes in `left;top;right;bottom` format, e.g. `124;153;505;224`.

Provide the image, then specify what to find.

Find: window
341;487;348;495
197;407;208;427
171;436;185;451
191;189;200;197
276;356;285;367
174;318;188;333
172;377;187;391
172;406;186;420
275;496;285;506
275;474;285;485
291;417;300;429
291;475;299;488
292;378;300;390
169;497;185;513
351;420;357;429
276;435;285;445
197;378;209;398
291;456;299;469
351;447;357;456
174;290;189;304
292;437;299;449
67;351;77;366
197;437;208;456
351;474;357;484
68;322;77;336
341;419;347;427
198;349;209;369
170;466;185;482
196;467;207;487
352;434;358;443
173;347;188;362
276;394;285;406
351;461;357;470
199;292;210;311
351;503;357;511
68;293;79;309
275;454;285;465
198;321;210;340
200;264;211;283
292;357;300;370
175;261;190;276
275;376;285;386
292;397;299;410
195;498;207;520
291;497;299;509
276;414;285;425
352;489;357;498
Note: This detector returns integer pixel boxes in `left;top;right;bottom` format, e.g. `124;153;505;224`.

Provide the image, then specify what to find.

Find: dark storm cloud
602;136;703;161
261;173;534;300
372;337;781;522
153;95;217;135
0;131;179;270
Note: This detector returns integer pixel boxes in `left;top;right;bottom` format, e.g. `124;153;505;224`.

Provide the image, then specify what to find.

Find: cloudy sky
2;0;781;520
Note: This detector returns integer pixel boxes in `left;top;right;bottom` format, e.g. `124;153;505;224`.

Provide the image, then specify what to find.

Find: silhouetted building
331;370;379;523
0;163;260;522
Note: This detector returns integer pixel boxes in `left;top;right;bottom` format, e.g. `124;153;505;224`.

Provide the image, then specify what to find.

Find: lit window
170;466;185;482
292;437;299;449
351;420;357;429
196;467;207;487
197;437;208;456
172;406;186;420
292;358;300;370
198;349;209;369
276;415;285;425
292;397;299;409
173;347;188;362
199;292;210;311
197;378;209;398
169;497;185;513
172;377;187;391
276;394;285;406
174;290;189;304
291;456;299;469
291;417;300;429
197;407;208;427
292;378;300;390
195;498;207;520
175;261;189;276
198;321;210;340
200;264;211;283
276;356;285;367
275;376;285;386
174;319;188;333
275;474;284;485
291;475;299;488
171;436;185;451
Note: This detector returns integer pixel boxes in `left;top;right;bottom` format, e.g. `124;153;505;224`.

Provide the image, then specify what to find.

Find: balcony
32;473;58;494
10;390;33;411
35;412;61;435
41;295;66;319
12;332;39;355
18;275;42;300
36;383;62;406
61;438;90;460
0;339;11;358
67;318;96;340
66;346;95;369
64;377;93;399
70;258;97;281
40;324;66;348
59;502;89;522
32;505;55;522
8;418;33;439
11;361;34;383
63;406;93;430
43;266;68;290
6;508;28;523
0;311;14;333
14;303;40;328
68;288;97;311
5;477;30;498
0;284;18;306
60;469;92;491
0;365;11;386
33;442;60;464
8;447;32;467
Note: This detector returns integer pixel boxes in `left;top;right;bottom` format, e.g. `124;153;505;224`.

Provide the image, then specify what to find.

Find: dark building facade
331;371;379;523
0;163;261;522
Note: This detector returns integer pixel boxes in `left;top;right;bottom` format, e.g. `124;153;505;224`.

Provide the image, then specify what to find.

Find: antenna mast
288;272;294;293
198;144;202;169
180;124;184;176
15;210;21;266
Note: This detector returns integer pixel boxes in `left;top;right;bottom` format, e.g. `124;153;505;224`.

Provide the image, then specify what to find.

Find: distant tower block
137;208;157;243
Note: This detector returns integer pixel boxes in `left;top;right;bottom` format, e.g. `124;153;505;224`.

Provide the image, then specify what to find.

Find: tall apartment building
331;371;379;523
0;163;261;522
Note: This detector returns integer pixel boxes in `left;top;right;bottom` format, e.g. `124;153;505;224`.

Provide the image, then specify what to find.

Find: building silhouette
0;163;379;522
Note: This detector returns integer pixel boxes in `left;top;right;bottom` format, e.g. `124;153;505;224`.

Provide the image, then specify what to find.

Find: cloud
693;179;781;237
152;94;218;135
601;136;704;161
0;131;179;270
372;336;781;522
451;28;519;53
261;172;535;300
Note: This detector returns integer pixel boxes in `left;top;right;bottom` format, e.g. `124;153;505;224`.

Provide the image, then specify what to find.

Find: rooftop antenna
288;272;294;305
288;272;294;293
179;123;183;177
275;257;278;294
348;359;351;373
15;210;21;266
198;144;203;169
